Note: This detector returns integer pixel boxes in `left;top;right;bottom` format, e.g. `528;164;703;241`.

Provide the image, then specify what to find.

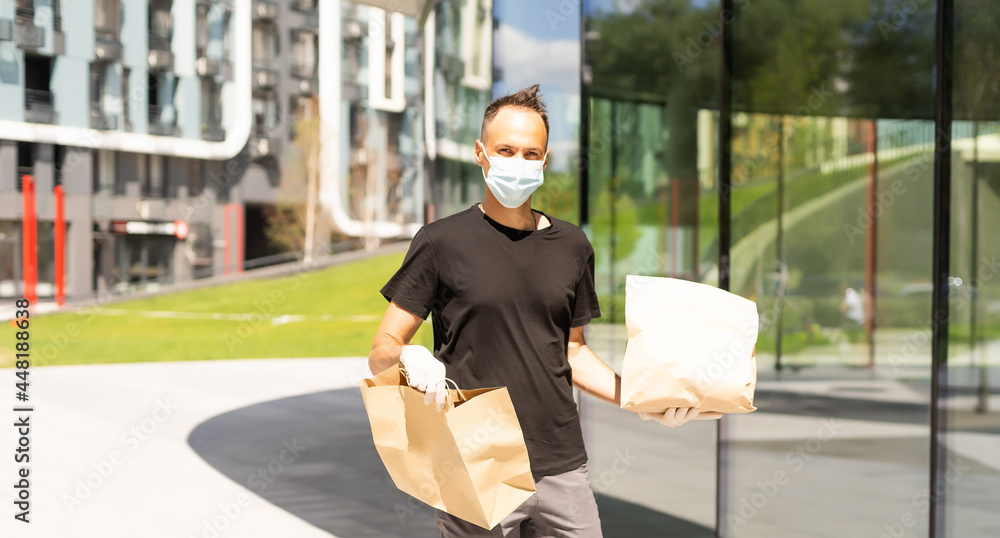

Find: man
368;84;720;537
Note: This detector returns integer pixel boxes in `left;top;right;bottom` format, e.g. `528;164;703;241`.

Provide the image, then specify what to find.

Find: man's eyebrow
494;143;544;152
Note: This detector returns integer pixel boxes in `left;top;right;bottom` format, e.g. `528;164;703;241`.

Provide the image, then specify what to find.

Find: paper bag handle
399;367;468;404
443;378;468;403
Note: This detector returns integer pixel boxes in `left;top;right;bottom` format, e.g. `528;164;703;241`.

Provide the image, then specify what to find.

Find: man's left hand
639;407;723;427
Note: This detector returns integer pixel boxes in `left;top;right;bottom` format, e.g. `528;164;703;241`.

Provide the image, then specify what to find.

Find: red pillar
865;120;878;368
223;204;231;276
223;203;244;275
54;185;66;306
236;204;243;273
21;175;37;304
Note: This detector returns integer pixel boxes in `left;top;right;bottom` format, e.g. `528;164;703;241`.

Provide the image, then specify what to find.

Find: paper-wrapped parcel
619;275;759;414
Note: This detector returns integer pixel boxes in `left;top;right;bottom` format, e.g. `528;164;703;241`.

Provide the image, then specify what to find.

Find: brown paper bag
620;275;759;414
359;364;536;529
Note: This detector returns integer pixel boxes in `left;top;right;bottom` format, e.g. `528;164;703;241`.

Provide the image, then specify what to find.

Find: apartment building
0;0;485;301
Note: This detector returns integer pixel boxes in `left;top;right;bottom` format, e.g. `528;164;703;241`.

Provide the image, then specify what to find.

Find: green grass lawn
0;251;434;367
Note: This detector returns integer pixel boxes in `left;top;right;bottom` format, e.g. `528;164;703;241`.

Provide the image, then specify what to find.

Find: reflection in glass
583;1;721;535
722;1;940;536
944;2;1000;536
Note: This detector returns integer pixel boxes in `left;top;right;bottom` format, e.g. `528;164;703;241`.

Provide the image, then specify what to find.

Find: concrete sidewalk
2;356;996;537
0;358;372;538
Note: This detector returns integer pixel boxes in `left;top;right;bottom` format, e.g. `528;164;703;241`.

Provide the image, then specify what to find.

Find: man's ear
543;146;551;170
474;139;485;166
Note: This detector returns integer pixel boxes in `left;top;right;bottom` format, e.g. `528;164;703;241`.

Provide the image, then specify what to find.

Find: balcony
148;105;180;137
290;0;315;12
95;35;123;61
290;61;315;80
295;76;317;96
25;89;56;124
52;29;64;54
148;36;173;71
291;61;317;94
196;56;220;77
436;51;465;82
90;103;118;130
202;124;226;142
343;18;366;41
249;128;281;161
301;10;318;30
252;67;278;90
342;81;362;102
252;0;277;21
14;17;44;49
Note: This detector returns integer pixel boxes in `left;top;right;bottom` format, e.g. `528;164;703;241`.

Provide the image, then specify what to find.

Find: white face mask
479;145;545;209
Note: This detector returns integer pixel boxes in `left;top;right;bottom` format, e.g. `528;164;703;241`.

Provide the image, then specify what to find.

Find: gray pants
435;463;603;538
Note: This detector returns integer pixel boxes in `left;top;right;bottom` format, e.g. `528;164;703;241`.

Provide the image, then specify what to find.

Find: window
460;0;492;89
188;159;202;197
222;10;232;63
149;1;171;39
54;145;66;187
201;79;223;140
89;62;106;128
121;67;130;130
15;0;33;22
367;9;405;111
252;92;278;132
252;22;277;66
143;154;167;198
94;0;120;38
24;54;54;124
93;149;116;195
195;3;209;57
148;73;177;135
52;0;61;32
290;30;317;78
17;142;34;192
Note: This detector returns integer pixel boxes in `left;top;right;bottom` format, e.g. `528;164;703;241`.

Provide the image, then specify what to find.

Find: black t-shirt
380;203;602;478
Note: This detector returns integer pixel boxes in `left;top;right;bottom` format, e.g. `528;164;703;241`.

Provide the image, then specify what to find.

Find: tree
264;96;322;260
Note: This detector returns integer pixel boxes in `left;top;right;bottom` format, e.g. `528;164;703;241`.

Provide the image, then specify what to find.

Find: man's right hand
399;345;448;412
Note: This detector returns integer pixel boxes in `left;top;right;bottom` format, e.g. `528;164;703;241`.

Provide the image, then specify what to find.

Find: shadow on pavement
188;387;712;537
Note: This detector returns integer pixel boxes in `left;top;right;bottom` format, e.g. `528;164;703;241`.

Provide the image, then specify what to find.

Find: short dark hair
480;84;549;146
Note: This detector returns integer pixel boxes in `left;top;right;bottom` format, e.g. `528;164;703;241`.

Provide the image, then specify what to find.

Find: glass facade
498;0;999;536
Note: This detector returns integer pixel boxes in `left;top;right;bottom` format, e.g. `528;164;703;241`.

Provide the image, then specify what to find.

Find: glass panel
943;1;1000;536
723;2;936;536
0;221;19;297
583;1;720;534
493;0;579;223
426;0;492;217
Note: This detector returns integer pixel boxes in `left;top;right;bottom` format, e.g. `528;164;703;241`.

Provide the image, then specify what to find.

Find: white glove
399;345;448;412
639;407;723;427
